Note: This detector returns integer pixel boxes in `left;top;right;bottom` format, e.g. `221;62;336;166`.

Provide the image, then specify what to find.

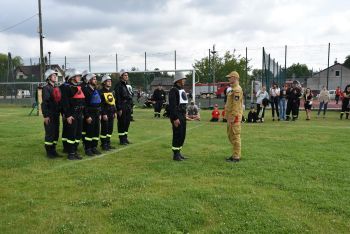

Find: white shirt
256;90;269;104
270;87;280;97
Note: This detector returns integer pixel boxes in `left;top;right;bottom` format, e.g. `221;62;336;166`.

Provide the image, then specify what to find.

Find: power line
0;13;38;33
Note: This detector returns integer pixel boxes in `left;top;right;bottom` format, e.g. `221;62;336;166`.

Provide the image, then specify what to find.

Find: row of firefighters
42;68;135;160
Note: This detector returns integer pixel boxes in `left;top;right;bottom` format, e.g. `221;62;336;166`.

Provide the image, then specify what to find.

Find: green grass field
0;106;349;233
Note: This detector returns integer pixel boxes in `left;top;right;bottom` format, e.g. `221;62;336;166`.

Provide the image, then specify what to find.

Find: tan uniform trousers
227;121;241;157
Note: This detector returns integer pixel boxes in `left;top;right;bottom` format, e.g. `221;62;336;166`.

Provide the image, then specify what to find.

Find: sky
1;0;350;73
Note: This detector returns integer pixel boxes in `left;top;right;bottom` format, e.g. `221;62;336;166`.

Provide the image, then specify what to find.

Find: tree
286;63;311;79
343;55;350;69
0;53;23;82
192;50;250;91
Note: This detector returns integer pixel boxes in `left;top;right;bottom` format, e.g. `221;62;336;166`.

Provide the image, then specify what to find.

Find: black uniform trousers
172;114;186;153
44;114;60;146
101;114;114;146
83;112;100;150
117;104;132;142
286;100;299;119
270;97;279;118
154;101;163;117
61;115;68;151
340;99;350;119
65;113;83;154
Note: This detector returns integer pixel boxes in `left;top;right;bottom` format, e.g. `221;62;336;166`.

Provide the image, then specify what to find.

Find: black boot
85;148;94;156
346;113;349;119
173;151;183;161
119;136;127;145
68;153;77;160
125;136;132;144
52;145;61;157
179;152;188;160
107;141;116;150
92;147;102;155
45;145;56;158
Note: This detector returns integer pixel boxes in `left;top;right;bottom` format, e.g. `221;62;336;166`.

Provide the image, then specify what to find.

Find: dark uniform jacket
152;89;166;102
168;84;187;121
286;87;301;102
82;85;101;118
42;82;61;118
100;87;116;116
114;80;133;111
61;83;85;118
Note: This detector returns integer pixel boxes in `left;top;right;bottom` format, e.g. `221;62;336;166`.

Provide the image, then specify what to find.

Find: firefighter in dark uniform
152;84;166;118
81;70;89;144
61;69;85;160
114;69;133;145
340;84;350;119
59;69;71;153
82;73;102;156
99;75;117;150
286;81;302;121
42;69;61;158
169;72;188;161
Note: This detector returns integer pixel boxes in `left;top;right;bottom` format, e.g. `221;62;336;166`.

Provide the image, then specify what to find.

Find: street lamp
48;51;51;68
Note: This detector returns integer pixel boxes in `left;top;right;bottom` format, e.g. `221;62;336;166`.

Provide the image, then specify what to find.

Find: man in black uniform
152;84;166;118
340;84;350;119
99;75;117;151
61;69;85;160
285;81;302;121
59;70;71;153
114;69;133;145
82;73;102;156
168;72;188;161
81;70;89;145
42;69;61;158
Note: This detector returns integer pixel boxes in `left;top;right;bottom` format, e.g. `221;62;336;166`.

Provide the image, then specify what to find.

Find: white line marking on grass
40;123;204;173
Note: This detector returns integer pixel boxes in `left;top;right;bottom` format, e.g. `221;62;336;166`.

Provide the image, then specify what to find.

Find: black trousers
117;105;131;141
341;99;350;117
270;97;279;118
61;115;68;151
44;114;60;146
83;113;100;150
286;100;299;119
101;114;114;146
171;114;186;153
154;101;163;117
65;113;83;154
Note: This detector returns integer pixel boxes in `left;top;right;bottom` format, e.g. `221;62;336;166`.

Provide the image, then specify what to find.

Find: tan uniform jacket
225;84;243;122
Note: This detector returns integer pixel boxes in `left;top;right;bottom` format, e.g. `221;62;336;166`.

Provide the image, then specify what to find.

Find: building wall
308;64;350;90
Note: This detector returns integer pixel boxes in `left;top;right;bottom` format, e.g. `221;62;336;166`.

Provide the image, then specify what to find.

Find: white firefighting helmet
101;74;112;83
81;70;88;78
67;68;82;81
119;69;129;78
86;73;96;82
45;69;58;80
173;72;187;83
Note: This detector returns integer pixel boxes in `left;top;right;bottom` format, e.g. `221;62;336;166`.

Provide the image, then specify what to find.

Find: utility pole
48;51;51;68
208;48;211;108
116;53;118;72
88;54;91;72
174;50;177;71
38;0;44;82
326;42;330;89
211;44;217;97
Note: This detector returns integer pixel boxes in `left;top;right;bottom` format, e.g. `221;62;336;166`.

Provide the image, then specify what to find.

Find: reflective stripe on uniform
75;140;80;143
85;137;93;141
100;135;107;139
45;142;54;145
118;133;126;136
92;137;99;141
62;138;67;142
172;146;182;150
82;132;86;135
106;134;112;137
67;139;75;144
53;141;57;144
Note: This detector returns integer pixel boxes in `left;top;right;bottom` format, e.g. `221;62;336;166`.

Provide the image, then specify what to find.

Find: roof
16;64;63;79
312;63;350;76
150;77;173;86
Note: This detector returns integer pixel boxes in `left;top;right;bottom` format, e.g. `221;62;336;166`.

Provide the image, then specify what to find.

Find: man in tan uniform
225;71;243;162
